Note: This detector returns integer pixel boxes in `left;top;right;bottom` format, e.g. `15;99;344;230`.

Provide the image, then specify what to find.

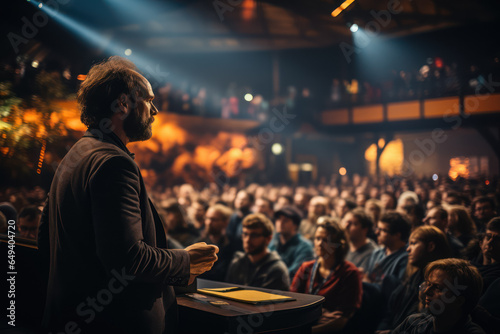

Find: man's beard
123;109;153;142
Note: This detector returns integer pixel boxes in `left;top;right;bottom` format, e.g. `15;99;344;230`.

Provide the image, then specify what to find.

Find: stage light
244;93;253;102
302;163;313;172
38;3;43;8
339;167;347;176
271;143;283;155
31;60;39;68
432;174;438;181
350;24;359;32
124;49;132;56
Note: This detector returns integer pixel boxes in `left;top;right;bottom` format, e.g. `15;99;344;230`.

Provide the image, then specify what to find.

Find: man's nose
151;102;159;115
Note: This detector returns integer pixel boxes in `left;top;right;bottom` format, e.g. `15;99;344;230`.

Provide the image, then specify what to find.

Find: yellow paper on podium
198;288;295;305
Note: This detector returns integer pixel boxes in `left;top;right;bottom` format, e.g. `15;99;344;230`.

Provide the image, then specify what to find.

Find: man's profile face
123;75;158;142
376;221;393;246
483;229;500;262
234;191;250;211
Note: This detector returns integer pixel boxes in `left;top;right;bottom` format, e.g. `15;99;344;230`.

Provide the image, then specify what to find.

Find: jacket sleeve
89;155;190;285
290;262;310;293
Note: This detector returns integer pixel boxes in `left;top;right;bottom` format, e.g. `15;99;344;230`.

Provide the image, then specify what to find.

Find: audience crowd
2;174;500;333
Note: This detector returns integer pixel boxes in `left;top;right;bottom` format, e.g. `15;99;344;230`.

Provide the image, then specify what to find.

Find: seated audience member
380;191;397;211
275;195;293;212
300;196;329;241
189;198;209;233
269;206;314;280
393;258;485;334
448;205;477;247
472;217;500;292
377;226;451;332
163;199;200;247
293;192;311;217
197;204;238;281
423;206;464;257
226;190;254;245
17;205;42;240
472;196;497;233
253;197;274;220
365;198;384;228
226;213;289;291
291;218;362;333
334;198;357;220
341;208;379;271
364;211;411;284
397;191;420;213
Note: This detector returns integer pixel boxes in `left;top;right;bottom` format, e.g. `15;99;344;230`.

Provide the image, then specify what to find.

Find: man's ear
427;241;436;253
118;93;129;114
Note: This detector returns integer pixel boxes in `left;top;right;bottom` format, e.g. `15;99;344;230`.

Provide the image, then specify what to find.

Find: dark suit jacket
38;129;190;334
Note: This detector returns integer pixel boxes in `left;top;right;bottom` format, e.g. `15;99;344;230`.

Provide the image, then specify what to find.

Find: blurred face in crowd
242;227;270;256
483;229;500;263
308;198;326;218
335;199;349;219
18;216;39;240
356;194;367;208
341;212;365;243
254;198;274;219
294;193;308;210
365;202;381;224
274;215;297;238
234;191;251;211
192;202;206;222
205;208;227;236
474;201;495;222
423;208;447;232
314;226;336;259
381;193;395;210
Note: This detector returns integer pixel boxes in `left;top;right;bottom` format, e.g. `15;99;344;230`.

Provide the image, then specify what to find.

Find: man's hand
185;242;219;284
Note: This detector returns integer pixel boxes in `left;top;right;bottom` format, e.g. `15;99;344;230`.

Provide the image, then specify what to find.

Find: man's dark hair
432;206;448;221
424;258;483;314
258;197;273;210
380;211;411;242
343;198;357;211
78;56;144;128
242;213;274;237
472;196;496;211
349;208;373;230
196;199;209;211
18;205;41;222
487;217;500;233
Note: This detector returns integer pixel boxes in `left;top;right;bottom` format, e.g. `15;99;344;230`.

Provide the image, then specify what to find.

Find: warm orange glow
339;167;347;175
449;157;470;180
241;0;256;21
331;0;356;17
365;139;404;176
77;74;87;81
486;180;490;185
23;109;39;123
378;138;385;148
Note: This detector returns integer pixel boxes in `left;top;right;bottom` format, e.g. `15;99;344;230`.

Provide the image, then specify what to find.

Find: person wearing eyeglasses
364;211;411;284
376;225;451;333
225;213;290;291
393;258;485;334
